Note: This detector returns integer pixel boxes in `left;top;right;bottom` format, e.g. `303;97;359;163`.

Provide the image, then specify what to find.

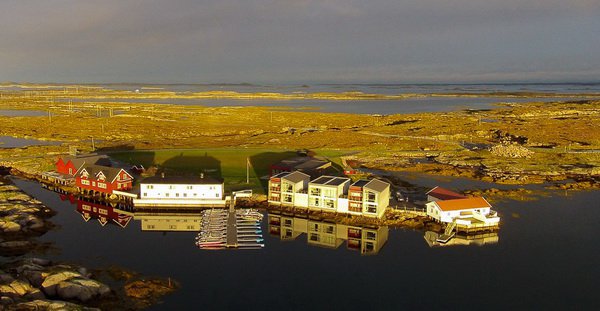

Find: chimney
161;172;165;178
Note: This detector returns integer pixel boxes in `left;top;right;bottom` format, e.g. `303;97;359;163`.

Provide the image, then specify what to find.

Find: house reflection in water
423;230;499;247
134;211;202;232
268;213;388;255
75;199;133;228
70;196;203;232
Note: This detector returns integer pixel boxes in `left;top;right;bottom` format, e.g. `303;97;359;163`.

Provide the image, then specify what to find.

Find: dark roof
311;176;334;185
271;172;289;179
364;179;390;193
351;180;370;188
141;174;223;185
80;164;126;182
426;186;466;201
273;157;330;171
64;154;111;170
310;175;350;186
281;171;310;183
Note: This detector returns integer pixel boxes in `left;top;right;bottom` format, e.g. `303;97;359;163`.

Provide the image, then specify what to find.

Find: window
176;193;179;197
143;192;147;197
166;193;170;197
68;168;73;174
323;189;335;198
187;186;193;190
183;193;187;197
325;199;335;208
366;231;377;240
147;225;155;229
215;193;219;198
309;233;319;241
284;229;293;238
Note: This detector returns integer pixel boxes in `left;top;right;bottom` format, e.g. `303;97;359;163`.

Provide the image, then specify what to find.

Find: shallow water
59;96;585;115
0;109;46;117
0;136;62;148
11;176;599;310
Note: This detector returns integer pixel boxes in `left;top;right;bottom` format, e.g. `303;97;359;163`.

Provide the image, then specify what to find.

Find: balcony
349;206;362;213
348;228;362;238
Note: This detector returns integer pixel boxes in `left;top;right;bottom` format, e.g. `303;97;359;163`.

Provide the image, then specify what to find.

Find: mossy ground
1;87;598;186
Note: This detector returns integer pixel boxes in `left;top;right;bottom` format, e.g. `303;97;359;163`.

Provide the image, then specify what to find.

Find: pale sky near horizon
1;0;599;84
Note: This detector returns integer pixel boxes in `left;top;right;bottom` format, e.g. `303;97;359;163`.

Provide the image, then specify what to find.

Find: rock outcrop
0;258;111;308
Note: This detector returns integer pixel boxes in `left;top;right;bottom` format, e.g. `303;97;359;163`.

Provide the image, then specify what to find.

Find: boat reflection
423;230;499;247
268;213;388;255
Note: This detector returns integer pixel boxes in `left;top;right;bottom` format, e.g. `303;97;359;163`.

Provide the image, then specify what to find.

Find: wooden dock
196;203;264;250
226;209;238;248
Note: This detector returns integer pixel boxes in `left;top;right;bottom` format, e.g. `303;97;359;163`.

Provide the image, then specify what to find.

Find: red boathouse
76;165;133;197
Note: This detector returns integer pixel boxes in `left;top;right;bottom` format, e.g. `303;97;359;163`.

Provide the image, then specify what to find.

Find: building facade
267;173;391;218
76;165;133;197
426;197;500;228
133;174;226;207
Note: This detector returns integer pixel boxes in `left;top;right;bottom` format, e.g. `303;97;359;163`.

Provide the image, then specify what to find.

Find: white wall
295;193;309;208
337;198;349;213
140;183;223;200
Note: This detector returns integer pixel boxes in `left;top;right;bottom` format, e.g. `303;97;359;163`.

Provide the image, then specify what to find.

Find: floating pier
196;207;264;250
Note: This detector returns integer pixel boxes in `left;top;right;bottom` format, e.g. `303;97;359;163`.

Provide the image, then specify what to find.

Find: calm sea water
0;110;46;117
0;136;62;148
11;176;599;310
15;82;598;114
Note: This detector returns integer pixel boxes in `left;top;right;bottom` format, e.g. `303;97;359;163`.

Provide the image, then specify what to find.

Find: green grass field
110;148;351;193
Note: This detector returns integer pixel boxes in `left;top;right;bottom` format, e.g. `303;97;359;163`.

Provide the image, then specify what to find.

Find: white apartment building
267;172;391;219
308;176;351;211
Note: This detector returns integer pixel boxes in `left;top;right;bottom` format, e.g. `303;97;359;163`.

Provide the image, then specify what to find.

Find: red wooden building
56;154;111;176
76;165;133;197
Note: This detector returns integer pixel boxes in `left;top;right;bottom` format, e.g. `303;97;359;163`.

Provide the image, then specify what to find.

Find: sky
1;0;599;84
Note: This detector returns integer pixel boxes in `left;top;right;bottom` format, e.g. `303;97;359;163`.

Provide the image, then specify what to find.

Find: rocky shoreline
0;177;177;310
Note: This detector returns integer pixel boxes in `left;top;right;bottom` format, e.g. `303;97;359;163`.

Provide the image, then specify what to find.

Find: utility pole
246;158;250;184
91;137;95;151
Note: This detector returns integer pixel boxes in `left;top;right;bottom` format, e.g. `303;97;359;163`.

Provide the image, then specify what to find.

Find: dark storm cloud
1;0;599;83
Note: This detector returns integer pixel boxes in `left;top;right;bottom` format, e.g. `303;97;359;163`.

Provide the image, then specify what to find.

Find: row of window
145;225;197;230
145;185;218;190
142;192;220;198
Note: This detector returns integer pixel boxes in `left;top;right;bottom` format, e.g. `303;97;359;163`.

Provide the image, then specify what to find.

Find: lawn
110;148;351;193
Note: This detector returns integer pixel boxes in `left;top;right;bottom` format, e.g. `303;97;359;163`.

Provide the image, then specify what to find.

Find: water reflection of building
423;231;499;248
76;199;132;228
134;212;202;232
268;213;388;255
